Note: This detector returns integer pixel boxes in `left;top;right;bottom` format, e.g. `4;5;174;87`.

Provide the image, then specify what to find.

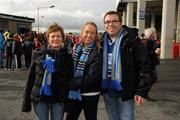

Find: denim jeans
104;93;135;120
33;101;64;120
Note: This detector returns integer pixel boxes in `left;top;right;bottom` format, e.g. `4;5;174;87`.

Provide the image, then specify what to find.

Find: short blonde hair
80;21;101;49
46;23;65;43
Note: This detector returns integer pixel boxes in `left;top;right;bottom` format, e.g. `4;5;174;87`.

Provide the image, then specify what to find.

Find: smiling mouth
109;28;114;31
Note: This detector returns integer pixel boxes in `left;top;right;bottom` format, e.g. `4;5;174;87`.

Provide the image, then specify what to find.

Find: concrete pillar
136;0;146;34
122;8;127;25
160;0;176;59
116;0;121;8
151;13;155;28
127;3;134;27
176;0;180;42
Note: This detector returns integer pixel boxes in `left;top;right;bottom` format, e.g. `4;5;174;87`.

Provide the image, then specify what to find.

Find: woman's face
48;31;63;49
82;24;96;46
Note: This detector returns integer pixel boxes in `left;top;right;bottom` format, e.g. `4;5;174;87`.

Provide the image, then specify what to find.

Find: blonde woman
65;22;102;120
22;23;73;120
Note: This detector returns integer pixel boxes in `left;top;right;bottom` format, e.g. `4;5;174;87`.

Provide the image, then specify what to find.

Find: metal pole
37;5;55;33
37;7;39;33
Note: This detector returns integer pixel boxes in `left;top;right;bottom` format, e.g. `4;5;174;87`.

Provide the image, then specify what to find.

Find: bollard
172;43;179;58
179;43;180;58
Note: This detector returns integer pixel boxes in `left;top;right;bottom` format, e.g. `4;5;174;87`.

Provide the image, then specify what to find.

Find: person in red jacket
34;36;42;51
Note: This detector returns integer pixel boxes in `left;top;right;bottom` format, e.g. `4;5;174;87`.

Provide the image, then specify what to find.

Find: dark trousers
24;53;32;68
5;54;13;69
65;94;100;120
0;49;4;68
14;54;22;69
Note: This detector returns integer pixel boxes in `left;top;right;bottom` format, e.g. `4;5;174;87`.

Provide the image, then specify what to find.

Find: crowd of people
0;11;161;120
0;29;80;71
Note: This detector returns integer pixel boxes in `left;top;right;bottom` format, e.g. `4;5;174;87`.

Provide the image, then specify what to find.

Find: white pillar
151;13;155;28
136;0;146;35
116;0;121;8
160;0;176;59
122;8;127;25
127;3;134;27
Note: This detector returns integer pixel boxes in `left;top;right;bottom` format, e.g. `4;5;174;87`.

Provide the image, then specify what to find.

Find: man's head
103;11;122;38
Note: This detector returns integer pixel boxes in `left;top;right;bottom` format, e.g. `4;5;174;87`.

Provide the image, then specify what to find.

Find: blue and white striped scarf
73;42;94;77
101;30;124;91
68;42;94;101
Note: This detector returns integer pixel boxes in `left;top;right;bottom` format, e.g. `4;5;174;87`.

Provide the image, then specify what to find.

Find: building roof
116;0;163;15
0;13;35;23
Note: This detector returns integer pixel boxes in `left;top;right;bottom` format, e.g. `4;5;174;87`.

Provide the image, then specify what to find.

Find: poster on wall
139;8;145;20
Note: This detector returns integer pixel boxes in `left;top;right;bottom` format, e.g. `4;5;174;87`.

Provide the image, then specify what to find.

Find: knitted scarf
68;42;94;101
101;30;124;91
39;54;55;96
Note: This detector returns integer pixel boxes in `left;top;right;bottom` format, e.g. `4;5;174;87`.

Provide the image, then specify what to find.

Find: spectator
144;28;159;100
13;33;23;70
65;22;102;120
34;36;42;51
22;35;34;69
22;23;73;120
101;11;151;120
4;33;14;70
0;29;4;69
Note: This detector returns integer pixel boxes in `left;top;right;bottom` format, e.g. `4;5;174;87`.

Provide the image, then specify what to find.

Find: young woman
65;22;102;120
22;23;73;120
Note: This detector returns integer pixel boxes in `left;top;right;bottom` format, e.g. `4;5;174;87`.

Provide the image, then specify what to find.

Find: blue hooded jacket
0;32;4;50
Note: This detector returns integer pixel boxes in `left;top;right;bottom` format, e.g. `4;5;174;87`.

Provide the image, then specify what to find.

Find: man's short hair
103;11;122;22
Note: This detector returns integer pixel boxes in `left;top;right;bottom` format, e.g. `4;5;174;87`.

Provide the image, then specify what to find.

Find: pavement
0;59;180;120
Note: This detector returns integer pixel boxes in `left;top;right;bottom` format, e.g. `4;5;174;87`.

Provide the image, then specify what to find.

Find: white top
81;92;100;96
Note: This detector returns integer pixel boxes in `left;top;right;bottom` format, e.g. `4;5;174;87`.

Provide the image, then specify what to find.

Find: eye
104;20;120;25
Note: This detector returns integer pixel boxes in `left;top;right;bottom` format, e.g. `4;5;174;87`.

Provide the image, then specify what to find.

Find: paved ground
0;59;180;120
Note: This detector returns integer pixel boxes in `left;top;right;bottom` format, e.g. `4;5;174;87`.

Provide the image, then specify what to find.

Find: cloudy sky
0;0;116;32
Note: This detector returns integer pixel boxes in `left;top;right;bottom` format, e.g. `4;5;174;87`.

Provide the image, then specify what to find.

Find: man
101;11;151;120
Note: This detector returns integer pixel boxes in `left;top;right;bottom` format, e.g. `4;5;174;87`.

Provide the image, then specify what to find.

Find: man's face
104;14;122;37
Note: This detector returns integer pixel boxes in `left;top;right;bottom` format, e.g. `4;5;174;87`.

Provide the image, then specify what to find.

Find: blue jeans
104;93;135;120
33;102;64;120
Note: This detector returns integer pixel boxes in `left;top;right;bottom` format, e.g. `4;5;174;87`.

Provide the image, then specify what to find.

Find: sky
0;0;116;32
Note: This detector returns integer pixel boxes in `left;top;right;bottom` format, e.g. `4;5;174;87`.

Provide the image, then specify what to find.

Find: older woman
22;23;73;120
65;22;102;120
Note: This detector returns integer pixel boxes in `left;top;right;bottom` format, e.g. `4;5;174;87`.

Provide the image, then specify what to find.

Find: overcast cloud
0;0;116;31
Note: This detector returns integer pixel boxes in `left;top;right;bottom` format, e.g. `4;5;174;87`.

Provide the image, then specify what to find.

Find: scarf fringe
101;79;123;91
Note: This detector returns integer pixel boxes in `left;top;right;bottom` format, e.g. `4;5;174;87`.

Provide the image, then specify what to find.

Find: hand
134;95;144;106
